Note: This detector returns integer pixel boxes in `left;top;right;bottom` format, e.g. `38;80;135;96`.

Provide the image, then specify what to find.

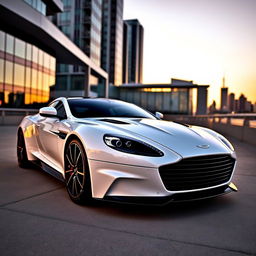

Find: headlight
104;135;164;157
218;135;234;151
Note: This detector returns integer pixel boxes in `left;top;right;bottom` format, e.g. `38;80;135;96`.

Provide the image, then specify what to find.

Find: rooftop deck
0;126;255;256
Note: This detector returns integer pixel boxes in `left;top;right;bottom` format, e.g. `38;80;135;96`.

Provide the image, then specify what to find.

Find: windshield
68;99;156;119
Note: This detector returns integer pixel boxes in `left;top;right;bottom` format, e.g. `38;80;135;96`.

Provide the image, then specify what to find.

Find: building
0;0;108;108
238;94;246;112
111;79;209;115
220;87;228;112
209;100;217;114
52;0;108;98
235;99;239;112
245;101;252;112
196;85;208;115
123;19;144;84
101;0;123;86
228;93;235;113
253;103;256;113
0;1;58;107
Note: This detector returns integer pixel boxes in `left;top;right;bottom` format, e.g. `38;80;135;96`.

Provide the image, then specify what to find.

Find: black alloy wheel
64;139;92;204
17;129;31;168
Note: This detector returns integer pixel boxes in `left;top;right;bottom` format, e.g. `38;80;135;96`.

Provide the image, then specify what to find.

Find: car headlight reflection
104;135;164;157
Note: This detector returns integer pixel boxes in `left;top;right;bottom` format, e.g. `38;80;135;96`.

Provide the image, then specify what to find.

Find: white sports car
17;97;237;205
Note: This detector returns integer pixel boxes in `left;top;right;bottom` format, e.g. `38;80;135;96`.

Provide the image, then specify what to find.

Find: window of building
26;44;32;60
5;61;13;84
0;30;55;106
49;75;55;86
15;38;26;59
0;59;4;83
6;34;14;54
31;68;37;89
60;25;71;37
25;67;31;88
14;64;25;86
50;57;56;71
63;0;71;6
0;31;5;51
56;76;67;90
38;49;43;66
71;76;84;90
60;11;71;22
24;0;46;15
32;46;38;64
43;53;50;68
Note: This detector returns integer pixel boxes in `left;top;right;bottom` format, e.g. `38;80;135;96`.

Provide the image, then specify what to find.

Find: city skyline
123;0;256;107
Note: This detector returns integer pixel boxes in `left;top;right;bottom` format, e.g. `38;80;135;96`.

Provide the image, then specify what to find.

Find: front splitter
103;183;237;206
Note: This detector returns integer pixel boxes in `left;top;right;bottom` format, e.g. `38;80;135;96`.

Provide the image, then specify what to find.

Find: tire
64;139;92;204
17;129;31;168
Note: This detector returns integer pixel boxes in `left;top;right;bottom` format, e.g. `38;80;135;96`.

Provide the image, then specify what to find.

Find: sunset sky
124;0;256;107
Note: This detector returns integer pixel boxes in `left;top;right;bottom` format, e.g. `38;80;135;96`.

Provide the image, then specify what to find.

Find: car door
37;101;67;164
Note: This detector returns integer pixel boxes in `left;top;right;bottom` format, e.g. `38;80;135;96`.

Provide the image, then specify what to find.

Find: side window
55;102;67;120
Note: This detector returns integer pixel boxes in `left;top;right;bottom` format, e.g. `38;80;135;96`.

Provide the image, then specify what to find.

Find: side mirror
39;107;57;118
155;112;163;120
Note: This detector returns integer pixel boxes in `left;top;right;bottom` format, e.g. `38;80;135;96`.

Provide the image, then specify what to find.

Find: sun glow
124;0;256;107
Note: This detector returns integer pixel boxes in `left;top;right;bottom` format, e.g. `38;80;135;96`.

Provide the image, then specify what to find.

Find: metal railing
0;108;38;125
164;113;256;146
165;113;256;128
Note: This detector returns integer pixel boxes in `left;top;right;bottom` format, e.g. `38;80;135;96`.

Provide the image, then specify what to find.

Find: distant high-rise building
253;103;256;113
238;94;246;112
209;100;217;114
245;101;252;112
52;0;105;97
101;0;123;86
196;86;208;115
123;19;144;84
235;99;239;112
228;93;235;112
220;87;228;112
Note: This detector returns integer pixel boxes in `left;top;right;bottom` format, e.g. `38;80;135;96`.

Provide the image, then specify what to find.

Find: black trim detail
99;119;131;125
38;161;65;182
159;154;235;191
51;131;67;139
39;113;58;118
103;184;235;206
103;134;164;157
172;121;190;127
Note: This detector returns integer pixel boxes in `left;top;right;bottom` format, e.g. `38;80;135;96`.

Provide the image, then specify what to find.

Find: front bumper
88;159;237;204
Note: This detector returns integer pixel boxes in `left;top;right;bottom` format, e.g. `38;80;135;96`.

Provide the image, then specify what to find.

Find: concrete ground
0;126;255;256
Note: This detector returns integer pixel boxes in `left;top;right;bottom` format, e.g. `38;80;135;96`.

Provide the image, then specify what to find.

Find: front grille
159;154;235;191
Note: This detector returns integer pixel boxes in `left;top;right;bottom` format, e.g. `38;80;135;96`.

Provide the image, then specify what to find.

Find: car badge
196;144;210;149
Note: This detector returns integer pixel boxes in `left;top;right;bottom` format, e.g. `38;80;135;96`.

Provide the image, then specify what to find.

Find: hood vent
99;119;131;125
172;121;190;127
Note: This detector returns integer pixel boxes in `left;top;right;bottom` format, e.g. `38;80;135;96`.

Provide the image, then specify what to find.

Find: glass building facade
123;19;144;84
0;30;56;107
23;0;46;15
101;0;123;86
52;0;103;97
119;87;193;114
54;0;102;65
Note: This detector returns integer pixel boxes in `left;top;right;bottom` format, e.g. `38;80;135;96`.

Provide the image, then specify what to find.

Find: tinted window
55;101;67;120
68;99;155;119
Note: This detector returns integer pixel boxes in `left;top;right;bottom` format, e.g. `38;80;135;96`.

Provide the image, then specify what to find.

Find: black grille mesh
159;154;235;191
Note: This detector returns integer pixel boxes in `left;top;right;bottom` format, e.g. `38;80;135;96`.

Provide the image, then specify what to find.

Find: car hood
91;118;232;158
